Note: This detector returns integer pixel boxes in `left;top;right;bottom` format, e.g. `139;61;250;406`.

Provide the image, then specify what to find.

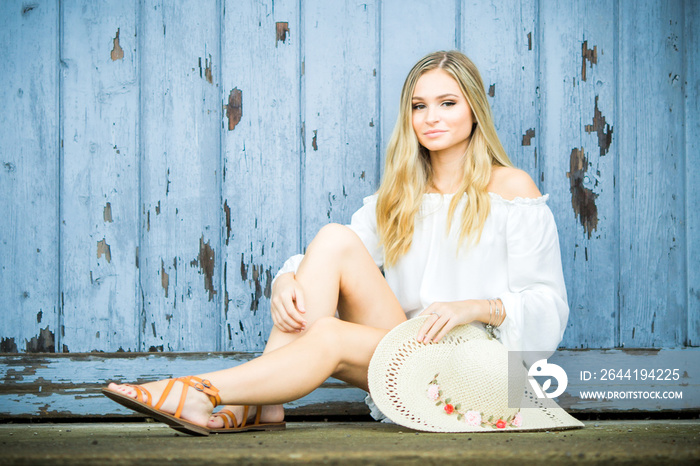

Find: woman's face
411;69;474;157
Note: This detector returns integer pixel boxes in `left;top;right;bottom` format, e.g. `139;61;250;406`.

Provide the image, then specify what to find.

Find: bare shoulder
488;166;542;200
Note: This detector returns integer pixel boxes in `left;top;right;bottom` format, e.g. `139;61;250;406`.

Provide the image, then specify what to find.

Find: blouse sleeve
497;197;569;361
272;195;383;285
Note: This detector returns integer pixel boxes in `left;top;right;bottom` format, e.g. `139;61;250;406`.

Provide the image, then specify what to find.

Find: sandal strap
240;405;250;428
215;409;238;429
254;405;262;426
126;384;152;406
150;376;221;420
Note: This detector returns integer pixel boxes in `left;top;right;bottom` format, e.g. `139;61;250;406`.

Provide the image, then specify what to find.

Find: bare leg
107;317;394;427
108;224;405;427
212;224;405;426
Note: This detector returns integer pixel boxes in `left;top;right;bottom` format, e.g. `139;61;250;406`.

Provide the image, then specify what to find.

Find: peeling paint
264;268;272;299
581;40;597;81
312;130;318;151
226;88;243;131
224;200;231;246
25;326;55;353
199;55;213;84
4;162;16;172
0;337;18;353
155;200;161;215
224;263;229;320
135;247;139;269
567;148;598;238
488;84;495;97
521;128;535;146
103;202;113;222
527;32;532;51
22;4;37;15
97;238;112;263
240;253;248;281
369;119;374;127
585;95;613;156
36;310;42;323
276;22;290;45
161;259;169;298
197;236;216;301
111;28;124;61
205;55;213;84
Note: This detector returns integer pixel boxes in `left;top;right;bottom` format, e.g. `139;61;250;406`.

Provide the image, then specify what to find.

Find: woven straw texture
368;316;584;432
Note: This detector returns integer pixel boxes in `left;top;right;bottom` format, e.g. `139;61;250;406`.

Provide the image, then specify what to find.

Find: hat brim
368;316;584;433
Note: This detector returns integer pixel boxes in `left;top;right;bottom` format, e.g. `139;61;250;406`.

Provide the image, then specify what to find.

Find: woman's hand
416;301;479;343
270;273;308;333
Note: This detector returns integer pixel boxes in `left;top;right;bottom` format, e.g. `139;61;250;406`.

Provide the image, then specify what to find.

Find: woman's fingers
282;292;307;327
271;297;297;332
416;310;442;342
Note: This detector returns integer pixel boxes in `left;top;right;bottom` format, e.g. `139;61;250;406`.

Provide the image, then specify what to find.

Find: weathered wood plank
539;0;617;348
0;0;59;353
1;349;697;417
686;0;700;347
301;0;380;243
460;0;538;176
380;0;456;163
618;1;686;348
60;0;140;353
221;0;301;351
0;353;369;418
139;0;221;351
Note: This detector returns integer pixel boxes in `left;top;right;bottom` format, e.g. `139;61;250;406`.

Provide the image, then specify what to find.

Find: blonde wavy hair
376;50;513;267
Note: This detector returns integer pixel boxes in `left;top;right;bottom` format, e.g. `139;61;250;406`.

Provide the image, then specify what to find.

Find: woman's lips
423;129;447;138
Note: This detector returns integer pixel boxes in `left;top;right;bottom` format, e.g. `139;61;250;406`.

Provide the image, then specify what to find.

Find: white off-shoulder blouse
274;192;569;358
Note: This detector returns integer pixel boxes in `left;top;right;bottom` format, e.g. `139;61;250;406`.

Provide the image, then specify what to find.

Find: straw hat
368;316;584;432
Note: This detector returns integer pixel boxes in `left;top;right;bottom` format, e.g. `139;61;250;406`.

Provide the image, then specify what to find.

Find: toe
107;382;136;398
207;413;225;428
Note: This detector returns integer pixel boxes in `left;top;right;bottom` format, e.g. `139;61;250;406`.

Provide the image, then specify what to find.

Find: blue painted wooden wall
1;0;698;356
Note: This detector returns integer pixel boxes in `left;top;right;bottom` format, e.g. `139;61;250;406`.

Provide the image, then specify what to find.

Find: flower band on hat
427;375;522;428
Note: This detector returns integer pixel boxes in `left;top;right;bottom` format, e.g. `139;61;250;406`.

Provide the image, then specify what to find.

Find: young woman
103;50;569;435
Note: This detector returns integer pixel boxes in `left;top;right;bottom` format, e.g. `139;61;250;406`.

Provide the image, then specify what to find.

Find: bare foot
208;404;285;428
106;379;215;427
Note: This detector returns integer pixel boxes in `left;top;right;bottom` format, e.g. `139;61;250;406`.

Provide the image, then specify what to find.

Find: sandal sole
102;387;211;436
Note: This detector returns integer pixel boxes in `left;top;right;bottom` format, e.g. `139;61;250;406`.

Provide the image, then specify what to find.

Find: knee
305;317;343;354
309;223;361;257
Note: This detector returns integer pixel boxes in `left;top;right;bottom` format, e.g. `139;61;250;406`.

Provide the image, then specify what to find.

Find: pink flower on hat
444;404;454;414
427;384;440;401
495;419;506;429
464;410;481;427
512;412;523;427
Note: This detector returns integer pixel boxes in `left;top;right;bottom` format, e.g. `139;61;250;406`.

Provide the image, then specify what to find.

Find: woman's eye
412;103;425;110
442;101;456;107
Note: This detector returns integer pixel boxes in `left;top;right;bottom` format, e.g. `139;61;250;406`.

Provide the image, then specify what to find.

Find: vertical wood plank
460;0;538;177
221;0;301;351
539;0;617;348
619;0;685;347
380;0;456;162
0;0;59;353
686;0;699;346
140;0;221;352
302;1;379;241
60;0;140;352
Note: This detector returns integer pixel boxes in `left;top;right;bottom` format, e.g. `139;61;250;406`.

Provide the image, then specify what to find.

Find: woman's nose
426;105;440;123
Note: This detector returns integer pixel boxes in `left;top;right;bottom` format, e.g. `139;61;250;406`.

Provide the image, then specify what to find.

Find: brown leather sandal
208;406;286;434
102;376;220;436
